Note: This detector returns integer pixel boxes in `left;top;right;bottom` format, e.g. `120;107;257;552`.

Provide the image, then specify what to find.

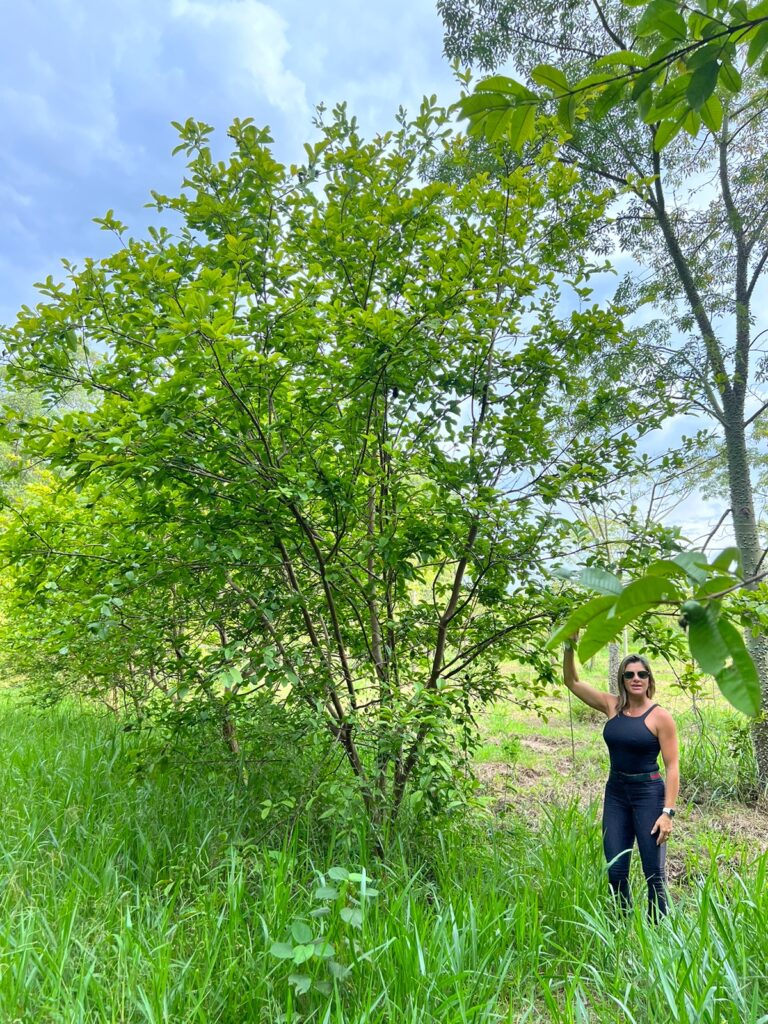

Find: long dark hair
616;654;656;715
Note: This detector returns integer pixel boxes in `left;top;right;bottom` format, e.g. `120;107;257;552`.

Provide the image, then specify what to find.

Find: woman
563;640;679;918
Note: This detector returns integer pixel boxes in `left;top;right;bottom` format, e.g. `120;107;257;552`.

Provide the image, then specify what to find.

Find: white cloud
170;0;307;116
0;0;455;324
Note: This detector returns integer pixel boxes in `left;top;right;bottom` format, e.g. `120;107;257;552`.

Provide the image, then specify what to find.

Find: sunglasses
623;669;650;680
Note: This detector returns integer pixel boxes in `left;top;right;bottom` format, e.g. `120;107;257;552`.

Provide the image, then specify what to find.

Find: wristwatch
662;807;676;818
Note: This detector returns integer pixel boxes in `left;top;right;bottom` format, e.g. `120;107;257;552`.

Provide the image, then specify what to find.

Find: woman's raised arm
563;641;617;717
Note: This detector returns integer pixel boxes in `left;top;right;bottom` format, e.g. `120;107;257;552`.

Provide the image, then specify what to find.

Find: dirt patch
475;762;516;786
518;736;569;753
476;758;605;816
684;802;768;852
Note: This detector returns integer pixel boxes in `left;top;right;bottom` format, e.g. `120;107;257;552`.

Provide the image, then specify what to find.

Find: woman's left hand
651;814;673;845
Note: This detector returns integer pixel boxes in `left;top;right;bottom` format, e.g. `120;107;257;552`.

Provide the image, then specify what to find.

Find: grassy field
0;671;766;1023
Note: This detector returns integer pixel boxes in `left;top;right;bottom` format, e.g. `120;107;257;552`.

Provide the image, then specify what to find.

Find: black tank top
603;704;660;773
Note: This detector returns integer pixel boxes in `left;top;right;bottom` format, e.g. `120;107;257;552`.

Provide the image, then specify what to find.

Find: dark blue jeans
602;773;667;918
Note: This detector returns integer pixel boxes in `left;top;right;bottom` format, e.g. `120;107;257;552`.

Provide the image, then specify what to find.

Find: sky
0;0;751;544
0;0;457;326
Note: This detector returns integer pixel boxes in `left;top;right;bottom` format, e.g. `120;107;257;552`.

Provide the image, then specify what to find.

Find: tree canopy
0;105;650;824
441;0;768;775
446;0;768;150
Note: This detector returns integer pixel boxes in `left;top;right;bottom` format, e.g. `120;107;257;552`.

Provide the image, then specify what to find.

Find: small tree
2;105;651;830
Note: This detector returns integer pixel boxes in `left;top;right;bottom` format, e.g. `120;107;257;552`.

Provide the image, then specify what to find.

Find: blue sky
0;0;753;543
0;0;456;326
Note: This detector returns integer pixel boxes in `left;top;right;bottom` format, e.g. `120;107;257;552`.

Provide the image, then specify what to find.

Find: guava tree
2;104;653;828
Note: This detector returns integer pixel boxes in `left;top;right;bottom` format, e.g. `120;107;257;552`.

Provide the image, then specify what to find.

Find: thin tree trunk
723;410;768;792
648;151;768;795
608;641;620;695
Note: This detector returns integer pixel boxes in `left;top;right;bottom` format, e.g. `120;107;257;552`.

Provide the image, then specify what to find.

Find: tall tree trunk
608;642;620;696
724;409;768;792
650;153;767;795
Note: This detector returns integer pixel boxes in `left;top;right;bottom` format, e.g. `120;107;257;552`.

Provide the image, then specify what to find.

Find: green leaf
593;80;629;120
646;95;688;126
710;546;742;574
647;71;692;117
291;920;313;944
683;109;702;135
507;103;537;151
631;65;664;102
718;61;743;92
614;575;681;615
747;22;768;65
686;41;726;70
288;973;312;995
340;907;363;928
654;118;684;151
579;567;623;595
637;0;687;39
687;61;720;110
644;559;691;580
701;93;724;132
270;942;295;959
578;607;636;661
328;866;349;881
557;95;577;132
531;64;571;95
688;606;729;675
458;93;512;118
459;94;517;139
673;551;710;584
714;619;761;716
694;576;737;599
646;37;680;65
478;107;514;143
575;72;617;90
314;886;339;900
475;76;538;100
292;943;315;965
546;595;618;649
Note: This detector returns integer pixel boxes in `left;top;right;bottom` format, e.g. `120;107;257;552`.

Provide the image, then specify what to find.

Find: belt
610;769;662;782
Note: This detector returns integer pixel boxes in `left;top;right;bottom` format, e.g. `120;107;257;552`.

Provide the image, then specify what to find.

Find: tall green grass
0;696;765;1023
677;706;759;802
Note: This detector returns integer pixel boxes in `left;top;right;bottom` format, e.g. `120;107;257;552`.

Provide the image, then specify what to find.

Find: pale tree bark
608;642;620;696
723;407;768;788
642;139;768;793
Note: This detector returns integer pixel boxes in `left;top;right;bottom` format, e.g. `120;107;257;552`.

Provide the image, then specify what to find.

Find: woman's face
623;659;650;698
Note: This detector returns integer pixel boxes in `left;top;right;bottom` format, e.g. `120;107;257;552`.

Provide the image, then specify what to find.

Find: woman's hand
651;814;673;845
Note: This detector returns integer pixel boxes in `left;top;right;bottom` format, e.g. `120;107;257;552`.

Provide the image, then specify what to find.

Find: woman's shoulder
648;704;676;732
